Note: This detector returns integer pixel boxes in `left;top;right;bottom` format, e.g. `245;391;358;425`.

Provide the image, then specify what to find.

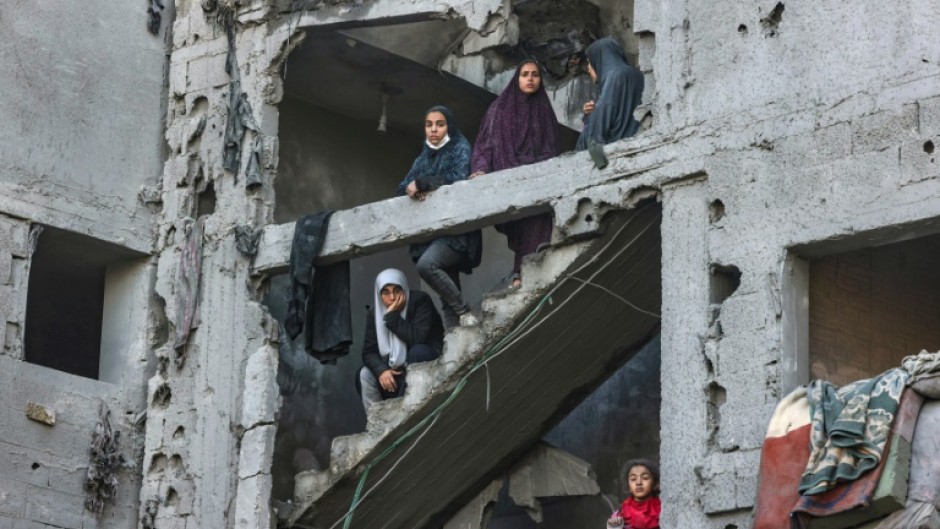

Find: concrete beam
252;136;678;275
0;185;153;255
275;0;504;32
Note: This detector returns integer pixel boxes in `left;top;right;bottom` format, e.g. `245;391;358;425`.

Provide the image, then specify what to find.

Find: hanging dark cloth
576;38;644;151
284;212;352;364
222;21;261;187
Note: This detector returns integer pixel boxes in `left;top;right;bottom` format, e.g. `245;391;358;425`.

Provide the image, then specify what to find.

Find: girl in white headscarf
358;268;445;409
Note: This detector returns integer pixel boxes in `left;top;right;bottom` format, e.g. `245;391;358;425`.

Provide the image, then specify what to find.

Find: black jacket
284;211;352;364
362;290;444;378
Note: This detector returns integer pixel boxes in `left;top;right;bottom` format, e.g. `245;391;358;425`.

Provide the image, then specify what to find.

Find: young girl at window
607;459;661;529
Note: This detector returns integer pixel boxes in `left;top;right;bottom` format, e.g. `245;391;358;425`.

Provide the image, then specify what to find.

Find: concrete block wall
0;0;172;526
809;237;940;386
141;0;289;527
0;357;143;528
622;0;940;525
687;94;940;529
0;0;170;253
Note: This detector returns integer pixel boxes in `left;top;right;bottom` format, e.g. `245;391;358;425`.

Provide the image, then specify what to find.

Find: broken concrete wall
0;0;172;526
0;214;29;360
624;0;940;525
431;0;610;131
0;359;147;528
142;2;288;526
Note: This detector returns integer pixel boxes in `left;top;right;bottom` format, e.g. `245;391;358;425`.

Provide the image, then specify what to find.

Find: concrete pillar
659;180;711;528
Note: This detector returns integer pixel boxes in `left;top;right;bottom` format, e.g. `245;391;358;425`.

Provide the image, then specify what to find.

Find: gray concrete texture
0;0;170;253
3;0;940;528
0;0;171;527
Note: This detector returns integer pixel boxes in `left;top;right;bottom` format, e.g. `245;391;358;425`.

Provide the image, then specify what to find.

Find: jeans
359;344;440;409
416;239;471;328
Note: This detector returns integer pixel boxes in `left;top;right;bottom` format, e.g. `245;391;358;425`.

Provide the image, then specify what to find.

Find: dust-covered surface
5;0;940;528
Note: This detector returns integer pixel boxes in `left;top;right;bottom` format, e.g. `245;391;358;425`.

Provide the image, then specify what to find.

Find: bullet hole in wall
31;462;40;470
709;199;726;223
707;381;727;407
197;181;217;217
710;264;741;305
173;426;185;439
153;383;172;408
760;2;784;37
166;487;180;507
924;140;935;155
738;24;748;35
149;453;168;472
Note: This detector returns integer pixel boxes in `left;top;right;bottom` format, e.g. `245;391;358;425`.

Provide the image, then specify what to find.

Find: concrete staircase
287;203;662;528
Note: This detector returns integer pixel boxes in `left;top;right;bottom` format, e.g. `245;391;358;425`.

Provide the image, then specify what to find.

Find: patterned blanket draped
755;351;940;528
799;369;909;496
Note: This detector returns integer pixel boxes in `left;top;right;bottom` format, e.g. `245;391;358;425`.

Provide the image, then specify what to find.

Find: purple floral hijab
471;60;560;173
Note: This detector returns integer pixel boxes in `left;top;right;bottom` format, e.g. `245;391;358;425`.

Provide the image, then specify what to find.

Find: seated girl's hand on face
388;292;406;312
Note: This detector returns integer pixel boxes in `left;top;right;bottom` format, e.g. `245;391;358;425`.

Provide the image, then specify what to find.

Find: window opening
24;227;145;380
808;234;940;386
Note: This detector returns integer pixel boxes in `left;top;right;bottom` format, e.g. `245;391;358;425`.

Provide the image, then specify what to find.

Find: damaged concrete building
2;0;940;527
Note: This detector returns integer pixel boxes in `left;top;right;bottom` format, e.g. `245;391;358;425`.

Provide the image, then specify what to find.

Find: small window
24;227;145;380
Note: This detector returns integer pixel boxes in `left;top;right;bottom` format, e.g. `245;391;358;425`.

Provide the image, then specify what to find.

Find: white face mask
426;134;451;150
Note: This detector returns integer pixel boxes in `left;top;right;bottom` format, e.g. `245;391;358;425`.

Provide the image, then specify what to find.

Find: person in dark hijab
470;60;560;289
576;38;645;152
398;106;482;328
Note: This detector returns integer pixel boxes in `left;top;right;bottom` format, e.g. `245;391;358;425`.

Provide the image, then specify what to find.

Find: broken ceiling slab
506;441;601;523
444;442;601;528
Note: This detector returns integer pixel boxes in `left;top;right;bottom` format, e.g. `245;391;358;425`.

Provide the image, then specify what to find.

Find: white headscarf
374;268;409;368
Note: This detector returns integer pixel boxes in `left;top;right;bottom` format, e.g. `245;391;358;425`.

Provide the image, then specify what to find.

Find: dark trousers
416;240;471;328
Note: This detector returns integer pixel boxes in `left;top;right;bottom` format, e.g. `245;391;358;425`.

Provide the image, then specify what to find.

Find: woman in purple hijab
470;60;560;288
